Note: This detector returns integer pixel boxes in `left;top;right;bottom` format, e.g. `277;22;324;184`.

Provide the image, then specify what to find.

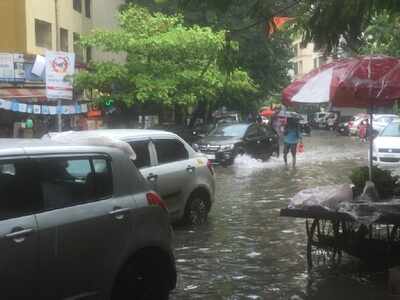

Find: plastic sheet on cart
288;185;400;225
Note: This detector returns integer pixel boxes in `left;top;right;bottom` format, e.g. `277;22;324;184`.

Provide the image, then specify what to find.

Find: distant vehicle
325;112;339;130
44;129;216;225
0;139;176;299
372;114;400;133
337;121;350;136
373;120;400;167
193;123;280;166
299;114;311;135
310;112;328;129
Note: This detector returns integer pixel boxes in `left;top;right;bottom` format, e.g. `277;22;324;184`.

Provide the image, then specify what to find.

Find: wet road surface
171;131;389;300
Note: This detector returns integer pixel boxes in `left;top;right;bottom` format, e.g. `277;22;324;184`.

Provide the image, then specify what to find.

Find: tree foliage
76;5;256;108
359;13;400;57
126;0;294;107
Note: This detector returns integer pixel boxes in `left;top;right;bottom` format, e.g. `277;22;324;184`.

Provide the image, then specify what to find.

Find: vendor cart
280;206;400;270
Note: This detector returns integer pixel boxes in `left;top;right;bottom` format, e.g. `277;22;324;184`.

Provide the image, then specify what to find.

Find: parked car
310;112;328;128
325;112;339;130
299;114;311;135
193;123;280;166
337;121;350;136
0;139;176;299
373;120;400;167
373;114;400;133
45;129;216;225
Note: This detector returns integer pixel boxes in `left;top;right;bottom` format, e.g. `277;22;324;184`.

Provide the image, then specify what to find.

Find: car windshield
381;122;400;137
209;124;248;137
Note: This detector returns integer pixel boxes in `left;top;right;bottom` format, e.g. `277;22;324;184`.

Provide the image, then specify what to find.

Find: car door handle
109;207;130;220
186;166;195;173
6;228;33;243
147;173;158;182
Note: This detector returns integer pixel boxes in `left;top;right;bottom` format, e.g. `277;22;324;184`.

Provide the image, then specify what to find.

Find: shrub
349;166;400;199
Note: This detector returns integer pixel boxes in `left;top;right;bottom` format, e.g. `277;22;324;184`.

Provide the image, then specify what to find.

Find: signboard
45;51;75;100
0;53;15;81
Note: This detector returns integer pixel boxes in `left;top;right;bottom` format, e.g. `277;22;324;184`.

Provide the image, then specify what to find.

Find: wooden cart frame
280;208;400;269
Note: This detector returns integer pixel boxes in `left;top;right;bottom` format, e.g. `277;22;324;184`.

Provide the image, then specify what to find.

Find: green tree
76;5;257;111
126;0;294;109
359;13;400;56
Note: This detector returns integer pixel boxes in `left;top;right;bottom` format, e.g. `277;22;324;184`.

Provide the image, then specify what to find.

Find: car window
129;140;151;169
381;122;400;137
260;125;276;136
209;124;248;137
245;126;259;139
0;160;43;220
154;139;188;164
39;157;113;211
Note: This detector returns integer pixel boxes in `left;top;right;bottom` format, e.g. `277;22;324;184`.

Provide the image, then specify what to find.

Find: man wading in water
283;117;302;168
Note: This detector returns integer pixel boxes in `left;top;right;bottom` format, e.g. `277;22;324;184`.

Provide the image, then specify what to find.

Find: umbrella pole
369;105;373;181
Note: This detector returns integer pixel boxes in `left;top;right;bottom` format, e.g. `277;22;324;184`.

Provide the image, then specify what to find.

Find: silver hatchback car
0;139;176;299
46;129;216;225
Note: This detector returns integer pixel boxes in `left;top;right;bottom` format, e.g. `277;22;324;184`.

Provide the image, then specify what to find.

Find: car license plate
206;154;215;160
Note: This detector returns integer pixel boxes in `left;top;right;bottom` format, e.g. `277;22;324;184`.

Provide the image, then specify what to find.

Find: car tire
112;258;170;300
184;195;209;225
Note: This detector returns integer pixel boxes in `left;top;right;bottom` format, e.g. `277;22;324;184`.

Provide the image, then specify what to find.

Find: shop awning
0;88;46;101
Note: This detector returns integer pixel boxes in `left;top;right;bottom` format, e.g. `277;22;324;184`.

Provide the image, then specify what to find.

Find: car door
243;125;262;157
34;155;134;299
0;159;41;298
151;138;194;219
128;139;157;191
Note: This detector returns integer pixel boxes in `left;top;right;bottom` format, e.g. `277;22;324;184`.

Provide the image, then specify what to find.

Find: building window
73;0;82;13
73;33;84;62
60;28;69;52
85;0;91;18
35;19;52;49
86;46;92;63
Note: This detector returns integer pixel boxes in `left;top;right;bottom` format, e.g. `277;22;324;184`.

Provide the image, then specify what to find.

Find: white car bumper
373;151;400;168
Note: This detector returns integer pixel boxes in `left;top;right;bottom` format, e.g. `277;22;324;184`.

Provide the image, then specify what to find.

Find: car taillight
207;159;215;176
146;192;168;212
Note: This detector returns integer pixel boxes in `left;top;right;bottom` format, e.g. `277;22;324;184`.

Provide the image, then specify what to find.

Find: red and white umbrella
283;55;400;108
282;55;400;181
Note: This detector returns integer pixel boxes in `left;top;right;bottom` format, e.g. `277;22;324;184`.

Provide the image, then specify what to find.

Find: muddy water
171;131;388;300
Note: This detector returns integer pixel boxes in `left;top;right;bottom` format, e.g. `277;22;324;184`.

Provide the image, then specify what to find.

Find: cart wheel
306;219;342;270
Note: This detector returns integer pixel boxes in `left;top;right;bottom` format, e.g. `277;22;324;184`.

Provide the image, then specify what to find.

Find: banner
0;53;14;81
0;98;87;115
45;51;75;100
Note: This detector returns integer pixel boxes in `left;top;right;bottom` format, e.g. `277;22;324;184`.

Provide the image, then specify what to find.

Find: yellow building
291;39;328;80
0;0;124;63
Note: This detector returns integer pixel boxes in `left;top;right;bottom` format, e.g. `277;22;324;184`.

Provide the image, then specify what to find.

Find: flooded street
171;130;388;300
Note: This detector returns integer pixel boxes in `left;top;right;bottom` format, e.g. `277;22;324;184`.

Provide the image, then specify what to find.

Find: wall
91;0;126;63
0;0;27;53
24;0;93;55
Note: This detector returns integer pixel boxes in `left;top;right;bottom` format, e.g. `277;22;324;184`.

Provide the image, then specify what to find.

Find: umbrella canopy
283;55;400;108
282;55;400;182
260;108;275;117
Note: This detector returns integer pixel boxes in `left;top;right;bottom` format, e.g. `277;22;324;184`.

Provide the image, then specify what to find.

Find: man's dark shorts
283;143;297;155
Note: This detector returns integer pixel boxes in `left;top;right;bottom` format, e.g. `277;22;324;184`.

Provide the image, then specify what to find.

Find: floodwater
171;130;390;300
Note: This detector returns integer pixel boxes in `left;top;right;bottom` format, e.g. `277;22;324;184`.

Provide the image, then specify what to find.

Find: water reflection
171;131;386;299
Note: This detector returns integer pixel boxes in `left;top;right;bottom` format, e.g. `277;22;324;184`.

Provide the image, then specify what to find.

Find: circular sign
51;56;69;74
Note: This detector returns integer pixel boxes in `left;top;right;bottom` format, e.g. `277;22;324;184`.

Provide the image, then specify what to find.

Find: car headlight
220;144;235;151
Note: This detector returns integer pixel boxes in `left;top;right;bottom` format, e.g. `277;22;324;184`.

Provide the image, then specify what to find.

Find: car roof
43;129;179;141
0;138;123;157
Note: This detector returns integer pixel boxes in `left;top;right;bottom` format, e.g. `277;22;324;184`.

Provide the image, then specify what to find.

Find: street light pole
55;0;62;132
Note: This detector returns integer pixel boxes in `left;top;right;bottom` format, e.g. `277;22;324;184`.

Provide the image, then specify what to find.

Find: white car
372;114;399;133
373;120;400;167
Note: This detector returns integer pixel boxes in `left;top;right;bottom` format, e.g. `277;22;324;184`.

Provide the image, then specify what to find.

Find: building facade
0;0;125;137
0;0;124;62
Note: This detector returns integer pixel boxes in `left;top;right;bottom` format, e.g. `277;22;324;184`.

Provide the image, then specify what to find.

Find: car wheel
184;195;209;225
112;258;170;300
